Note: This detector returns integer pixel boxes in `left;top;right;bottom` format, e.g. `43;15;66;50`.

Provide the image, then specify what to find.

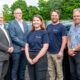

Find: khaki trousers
48;52;63;80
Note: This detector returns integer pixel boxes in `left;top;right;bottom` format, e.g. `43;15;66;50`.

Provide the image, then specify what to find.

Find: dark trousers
69;52;80;80
0;60;9;80
11;51;27;80
28;52;48;80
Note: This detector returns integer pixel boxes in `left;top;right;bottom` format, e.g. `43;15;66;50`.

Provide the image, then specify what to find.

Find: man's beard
52;19;59;23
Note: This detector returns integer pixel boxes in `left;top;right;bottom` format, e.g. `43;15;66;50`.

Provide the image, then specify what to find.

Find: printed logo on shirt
53;29;58;32
35;36;41;38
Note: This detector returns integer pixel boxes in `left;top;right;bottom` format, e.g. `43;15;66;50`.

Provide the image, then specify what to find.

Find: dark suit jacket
0;27;12;61
8;19;28;53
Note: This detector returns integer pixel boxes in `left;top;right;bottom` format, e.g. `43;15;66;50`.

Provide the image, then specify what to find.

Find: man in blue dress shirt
68;8;80;80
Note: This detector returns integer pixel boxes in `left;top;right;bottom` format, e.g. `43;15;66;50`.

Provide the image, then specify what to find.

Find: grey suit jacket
0;27;12;61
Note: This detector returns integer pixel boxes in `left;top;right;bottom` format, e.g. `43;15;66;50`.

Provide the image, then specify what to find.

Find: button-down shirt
68;23;80;49
16;19;24;32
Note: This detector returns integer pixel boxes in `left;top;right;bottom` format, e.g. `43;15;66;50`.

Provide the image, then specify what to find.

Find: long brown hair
31;15;46;31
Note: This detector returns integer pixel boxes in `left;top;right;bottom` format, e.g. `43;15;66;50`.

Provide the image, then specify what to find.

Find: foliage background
2;0;80;22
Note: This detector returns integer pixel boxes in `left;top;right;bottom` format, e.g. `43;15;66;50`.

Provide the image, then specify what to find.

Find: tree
48;0;63;10
28;6;39;21
3;0;80;21
10;0;28;20
61;0;80;19
3;4;12;22
38;0;50;20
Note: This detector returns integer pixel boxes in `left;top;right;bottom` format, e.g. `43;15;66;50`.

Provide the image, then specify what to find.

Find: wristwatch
72;48;75;51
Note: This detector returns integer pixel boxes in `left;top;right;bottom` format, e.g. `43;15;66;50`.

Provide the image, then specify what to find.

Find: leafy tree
3;0;80;21
48;0;63;10
61;0;80;19
10;0;28;20
38;0;50;20
9;0;39;21
28;6;39;21
3;4;12;22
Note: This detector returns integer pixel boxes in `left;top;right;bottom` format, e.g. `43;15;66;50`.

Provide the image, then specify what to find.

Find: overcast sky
0;0;38;12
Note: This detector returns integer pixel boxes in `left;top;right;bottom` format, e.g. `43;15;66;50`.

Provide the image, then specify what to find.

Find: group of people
0;7;80;80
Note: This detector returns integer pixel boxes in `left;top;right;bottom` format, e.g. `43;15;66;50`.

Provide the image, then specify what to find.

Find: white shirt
16;19;24;32
0;25;10;46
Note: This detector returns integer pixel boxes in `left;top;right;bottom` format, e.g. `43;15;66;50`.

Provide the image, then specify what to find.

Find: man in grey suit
0;13;13;80
8;8;28;80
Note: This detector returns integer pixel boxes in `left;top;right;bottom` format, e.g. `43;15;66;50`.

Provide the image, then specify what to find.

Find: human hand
57;51;63;58
32;57;39;64
8;47;14;53
68;48;76;56
27;57;34;65
21;48;25;51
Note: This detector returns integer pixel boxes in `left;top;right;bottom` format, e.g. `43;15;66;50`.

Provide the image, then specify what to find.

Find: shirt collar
73;23;80;28
0;24;4;28
15;19;23;23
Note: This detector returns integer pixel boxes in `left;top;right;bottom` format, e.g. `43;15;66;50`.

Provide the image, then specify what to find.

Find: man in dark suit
0;13;13;80
8;8;28;80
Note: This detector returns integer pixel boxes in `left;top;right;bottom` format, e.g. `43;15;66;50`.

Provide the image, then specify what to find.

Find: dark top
47;23;67;53
27;29;49;52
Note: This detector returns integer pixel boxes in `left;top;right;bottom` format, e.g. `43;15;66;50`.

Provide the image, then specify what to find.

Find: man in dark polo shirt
47;10;67;80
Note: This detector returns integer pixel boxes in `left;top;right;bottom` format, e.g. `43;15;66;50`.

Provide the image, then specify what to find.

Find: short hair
50;10;60;16
73;8;80;14
14;8;22;14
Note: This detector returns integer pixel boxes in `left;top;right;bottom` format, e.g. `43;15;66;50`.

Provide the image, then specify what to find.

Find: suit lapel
22;22;26;33
0;28;9;43
4;27;11;42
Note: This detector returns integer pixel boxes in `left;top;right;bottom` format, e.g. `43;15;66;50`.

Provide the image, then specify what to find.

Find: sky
0;0;38;12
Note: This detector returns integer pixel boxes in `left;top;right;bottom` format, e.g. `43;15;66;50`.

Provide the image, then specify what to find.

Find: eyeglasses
73;15;80;18
0;17;3;18
14;13;22;14
51;15;58;17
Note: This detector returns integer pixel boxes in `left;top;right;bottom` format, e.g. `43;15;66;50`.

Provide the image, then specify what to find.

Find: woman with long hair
25;15;49;80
